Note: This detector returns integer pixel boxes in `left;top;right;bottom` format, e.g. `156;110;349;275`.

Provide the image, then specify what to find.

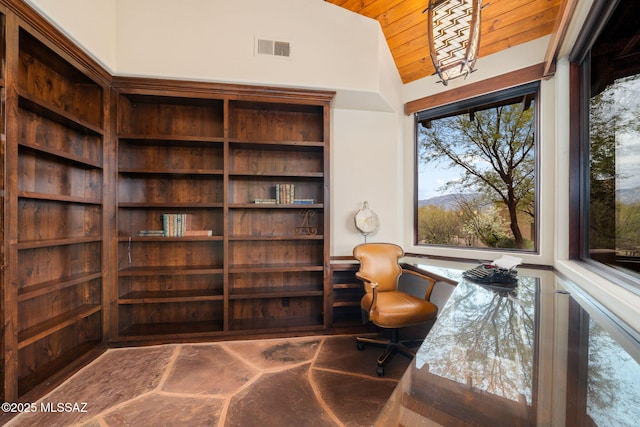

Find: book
254;198;277;204
162;213;192;237
184;230;213;236
275;184;295;204
138;229;165;237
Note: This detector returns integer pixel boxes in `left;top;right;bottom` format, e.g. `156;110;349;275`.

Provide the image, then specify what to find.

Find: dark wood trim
568;0;620;64
111;76;335;104
404;63;546;116
323;102;333;329
330;255;356;261
543;0;580;77
1;0;111;86
568;61;584;259
413;117;420;247
105;87;118;343
3;9;20;404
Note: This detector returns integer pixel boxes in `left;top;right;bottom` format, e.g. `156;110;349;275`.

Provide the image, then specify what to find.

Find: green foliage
616;202;640;254
417;205;462;245
462;206;510;248
589;74;640;252
589;82;618;249
418;99;536;249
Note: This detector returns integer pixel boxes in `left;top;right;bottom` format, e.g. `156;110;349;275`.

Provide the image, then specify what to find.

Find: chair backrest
353;243;404;293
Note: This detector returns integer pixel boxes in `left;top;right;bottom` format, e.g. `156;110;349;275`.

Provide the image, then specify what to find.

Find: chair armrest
368;282;379;312
355;272;379;311
355;271;374;284
402;269;437;301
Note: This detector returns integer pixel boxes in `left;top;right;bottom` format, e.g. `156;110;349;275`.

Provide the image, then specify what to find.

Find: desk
377;261;640;426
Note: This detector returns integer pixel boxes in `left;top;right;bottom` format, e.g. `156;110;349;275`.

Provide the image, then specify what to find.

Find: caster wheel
377;366;384;377
357;341;365;351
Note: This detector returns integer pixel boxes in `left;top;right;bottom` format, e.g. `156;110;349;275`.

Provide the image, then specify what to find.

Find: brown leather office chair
353;243;438;376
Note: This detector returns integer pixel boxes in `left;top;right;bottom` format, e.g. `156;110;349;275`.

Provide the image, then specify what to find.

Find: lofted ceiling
325;0;563;84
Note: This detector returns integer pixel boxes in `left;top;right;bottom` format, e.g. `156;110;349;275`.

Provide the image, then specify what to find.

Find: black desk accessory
463;263;518;287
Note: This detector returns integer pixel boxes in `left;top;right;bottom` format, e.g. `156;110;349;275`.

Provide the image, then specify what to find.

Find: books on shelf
163;213;190;237
275;184;294;204
138;229;165;237
136;214;212;237
254;198;277;204
184;229;213;236
252;185;315;205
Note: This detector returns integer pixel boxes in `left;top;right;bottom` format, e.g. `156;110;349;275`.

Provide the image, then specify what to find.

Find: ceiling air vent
256;38;291;58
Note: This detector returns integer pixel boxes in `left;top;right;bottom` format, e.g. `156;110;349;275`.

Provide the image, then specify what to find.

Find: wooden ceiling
326;0;563;84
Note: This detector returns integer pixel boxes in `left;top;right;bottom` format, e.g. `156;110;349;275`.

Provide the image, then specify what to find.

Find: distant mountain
617;187;640;204
419;187;640;209
418;193;481;210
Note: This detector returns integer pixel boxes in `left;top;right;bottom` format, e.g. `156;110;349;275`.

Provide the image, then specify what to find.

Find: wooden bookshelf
0;7;6;404
114;88;226;341
0;0;335;404
113;81;333;341
330;263;366;328
2;22;109;402
227;99;330;333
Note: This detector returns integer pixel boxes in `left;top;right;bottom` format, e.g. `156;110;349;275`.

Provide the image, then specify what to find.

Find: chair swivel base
356;331;423;377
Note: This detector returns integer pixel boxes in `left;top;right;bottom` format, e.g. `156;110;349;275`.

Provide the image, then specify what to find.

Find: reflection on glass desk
376;263;640;426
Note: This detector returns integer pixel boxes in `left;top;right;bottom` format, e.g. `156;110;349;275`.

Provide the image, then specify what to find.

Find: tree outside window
576;0;640;283
415;84;538;252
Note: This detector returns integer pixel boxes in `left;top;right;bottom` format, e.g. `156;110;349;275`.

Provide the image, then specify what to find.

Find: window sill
554;259;640;335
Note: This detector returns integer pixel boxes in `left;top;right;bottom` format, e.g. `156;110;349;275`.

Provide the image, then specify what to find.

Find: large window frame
569;0;640;294
414;82;541;253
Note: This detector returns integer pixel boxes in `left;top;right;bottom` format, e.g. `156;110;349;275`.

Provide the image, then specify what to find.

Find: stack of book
138;229;165;237
137;214;212;237
276;184;294;204
252;185;315;205
163;213;190;237
254;198;277;204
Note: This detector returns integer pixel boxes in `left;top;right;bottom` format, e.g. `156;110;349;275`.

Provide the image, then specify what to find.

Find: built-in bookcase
3;26;108;401
115;92;226;341
0;0;335;405
0;7;6;404
331;263;365;328
227;100;328;332
111;84;333;341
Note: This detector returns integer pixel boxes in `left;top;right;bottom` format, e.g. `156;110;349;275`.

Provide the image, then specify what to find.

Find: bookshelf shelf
112;80;332;340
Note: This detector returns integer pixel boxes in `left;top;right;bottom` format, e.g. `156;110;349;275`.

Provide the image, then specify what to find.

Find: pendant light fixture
425;0;483;85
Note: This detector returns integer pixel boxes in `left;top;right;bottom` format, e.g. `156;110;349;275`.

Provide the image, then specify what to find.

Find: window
571;0;640;289
415;83;539;252
565;296;640;425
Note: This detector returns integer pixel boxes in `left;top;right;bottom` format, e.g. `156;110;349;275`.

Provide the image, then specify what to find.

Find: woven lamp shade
426;0;482;85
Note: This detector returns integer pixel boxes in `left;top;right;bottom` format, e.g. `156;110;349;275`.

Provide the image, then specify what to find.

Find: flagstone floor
4;335;411;427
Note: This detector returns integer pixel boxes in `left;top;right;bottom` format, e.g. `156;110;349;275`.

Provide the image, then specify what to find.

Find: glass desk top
376;262;640;426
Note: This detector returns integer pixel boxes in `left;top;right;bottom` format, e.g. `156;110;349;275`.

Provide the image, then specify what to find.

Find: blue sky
614;76;640;190
418;161;461;200
418;74;640;201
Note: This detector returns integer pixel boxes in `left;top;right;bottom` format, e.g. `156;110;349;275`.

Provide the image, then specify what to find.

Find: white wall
112;0;404;111
331;109;402;255
27;0;401;111
114;1;370;88
25;0;117;72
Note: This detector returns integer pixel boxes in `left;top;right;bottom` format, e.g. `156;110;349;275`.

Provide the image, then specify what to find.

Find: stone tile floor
4;335;411;426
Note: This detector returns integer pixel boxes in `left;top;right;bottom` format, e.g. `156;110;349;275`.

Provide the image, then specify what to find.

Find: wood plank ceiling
325;0;563;84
